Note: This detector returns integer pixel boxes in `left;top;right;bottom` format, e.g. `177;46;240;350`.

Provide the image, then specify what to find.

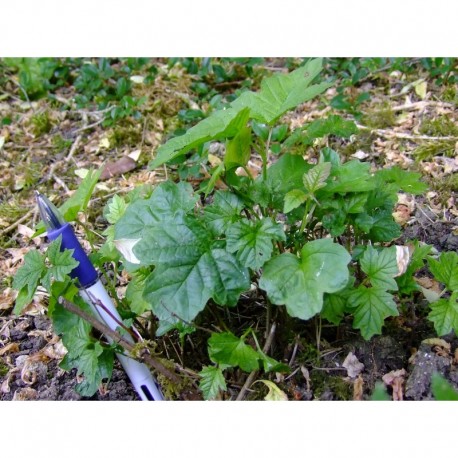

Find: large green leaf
199;366;227;400
348;286;399;340
428;297;458;336
259;239;351;320
231;58;331;125
360;245;398;291
143;247;249;329
428;252;458;292
208;332;260;372
226;217;286;270
149;107;250;169
114;181;197;241
12;249;46;314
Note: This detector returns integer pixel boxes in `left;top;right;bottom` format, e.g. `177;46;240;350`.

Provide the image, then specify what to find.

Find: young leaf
208;332;260;372
231;58;331;125
360;246;399;291
397;242;431;295
41;237;79;292
427;297;458;336
12;250;46;314
428;252;458;292
303;162;331;196
256;380;288;401
431;373;458;400
324;160;375;194
259;239;351;320
149;107;250;169
262;153;312;210
224;125;252;170
371;382;391;401
347;286;399;340
203;190;244;235
199;366;227;400
284;189;307;213
226;217;286;270
34;169;102;237
104;194;127;224
322;291;348;325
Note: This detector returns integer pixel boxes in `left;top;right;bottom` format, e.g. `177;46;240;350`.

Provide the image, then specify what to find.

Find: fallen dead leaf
0;342;20;356
342;352;364;378
382;369;406;401
256;380;289;401
101;156;137;180
393;204;411;225
13;387;38;401
394;245;412;277
353;374;364;400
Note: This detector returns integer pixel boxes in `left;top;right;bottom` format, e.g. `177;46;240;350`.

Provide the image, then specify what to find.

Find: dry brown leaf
0;287;16;311
100;156;137;180
394;245;412;277
1;372;14;394
382;369;406;401
0;342;20;356
353;374;364;400
342;352;364;378
13;387;38;401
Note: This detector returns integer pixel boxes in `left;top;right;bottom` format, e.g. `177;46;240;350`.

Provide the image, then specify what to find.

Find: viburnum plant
13;58;449;400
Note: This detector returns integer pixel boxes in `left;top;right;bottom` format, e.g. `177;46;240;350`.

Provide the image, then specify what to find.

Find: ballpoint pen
35;191;164;401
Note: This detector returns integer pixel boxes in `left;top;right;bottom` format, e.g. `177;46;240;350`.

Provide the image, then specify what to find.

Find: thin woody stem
60;298;180;384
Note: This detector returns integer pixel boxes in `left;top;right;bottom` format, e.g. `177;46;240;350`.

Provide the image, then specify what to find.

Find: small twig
60;298;180;384
73;117;104;134
390;101;455;112
0;208;35;237
236;322;277;401
356;124;458;141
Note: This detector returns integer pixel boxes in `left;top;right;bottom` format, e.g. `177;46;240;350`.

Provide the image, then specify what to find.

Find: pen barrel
80;280;164;401
48;224;98;288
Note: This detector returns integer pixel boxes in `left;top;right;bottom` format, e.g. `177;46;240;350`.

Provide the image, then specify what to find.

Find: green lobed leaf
231;58;330;125
203;190;244;236
198;366;227;400
322;291;348;325
259;239;351;320
360;245;398;291
283;189;308;213
303;162;332;196
366;210;401;242
41;236;79;292
347;286;399;340
144;248;249;330
125;271;152;315
427;297;458;336
208;332;260;372
104;194;128;224
428;252;458;292
12;249;46;314
376;166;428;195
226;217;286;270
114;181;197;242
149;107;251;169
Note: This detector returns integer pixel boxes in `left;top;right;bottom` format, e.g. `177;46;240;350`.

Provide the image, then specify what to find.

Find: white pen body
79;279;164;401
